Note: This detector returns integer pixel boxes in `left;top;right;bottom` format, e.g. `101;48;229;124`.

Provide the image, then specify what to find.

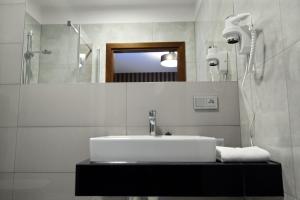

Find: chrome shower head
66;20;79;34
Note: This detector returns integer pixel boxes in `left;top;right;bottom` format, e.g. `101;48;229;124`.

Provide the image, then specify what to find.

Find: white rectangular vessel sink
90;135;216;163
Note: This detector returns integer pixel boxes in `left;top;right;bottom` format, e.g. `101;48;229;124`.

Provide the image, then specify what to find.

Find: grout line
0;2;25;6
15;125;127;128
0;42;22;45
277;0;287;50
12;83;22;200
10;125;241;128
0;83;21;86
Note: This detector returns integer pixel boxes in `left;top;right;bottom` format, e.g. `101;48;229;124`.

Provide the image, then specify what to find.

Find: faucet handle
149;110;156;116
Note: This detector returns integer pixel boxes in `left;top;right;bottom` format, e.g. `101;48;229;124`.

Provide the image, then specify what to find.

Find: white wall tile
0;3;25;43
0;128;17;172
242;51;296;196
0;85;19;127
287;81;300;198
15;127;125;172
196;0;234;22
284;43;300;198
18;84;126;127
14;173;76;200
127;82;240;127
279;0;300;48
233;0;284;65
0;0;24;4
0;44;22;84
186;62;197;82
0;173;13;200
127;126;241;147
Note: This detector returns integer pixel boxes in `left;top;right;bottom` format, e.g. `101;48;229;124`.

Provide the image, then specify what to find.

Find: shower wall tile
287;81;300;198
126;82;240;127
127;125;241;147
18;84;126;127
38;64;79;84
82;23;153;44
279;0;300;48
284;42;300;198
249;52;295;196
0;3;25;43
285;42;300;82
196;0;234;22
0;128;17;172
0;173;13;200
238;77;253;147
0;85;19;127
0;44;22;84
40;25;78;66
233;0;284;65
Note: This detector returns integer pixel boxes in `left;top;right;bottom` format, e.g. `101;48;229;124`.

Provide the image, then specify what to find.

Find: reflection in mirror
195;0;236;82
23;0;236;84
105;42;186;82
113;52;178;82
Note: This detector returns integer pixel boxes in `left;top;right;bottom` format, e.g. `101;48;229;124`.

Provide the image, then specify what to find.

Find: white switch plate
193;96;218;110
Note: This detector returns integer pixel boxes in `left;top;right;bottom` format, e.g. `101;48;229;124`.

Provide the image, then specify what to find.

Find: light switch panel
193;96;218;110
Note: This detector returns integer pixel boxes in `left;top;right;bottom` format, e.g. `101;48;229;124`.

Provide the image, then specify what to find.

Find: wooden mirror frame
106;42;186;82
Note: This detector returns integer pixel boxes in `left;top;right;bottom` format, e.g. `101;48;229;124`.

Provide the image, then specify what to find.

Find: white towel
216;146;271;162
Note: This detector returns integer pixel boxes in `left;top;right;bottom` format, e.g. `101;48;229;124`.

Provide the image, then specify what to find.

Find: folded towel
216;146;271;162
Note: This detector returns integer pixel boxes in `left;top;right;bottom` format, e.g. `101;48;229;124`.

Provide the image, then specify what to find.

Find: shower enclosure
23;13;98;84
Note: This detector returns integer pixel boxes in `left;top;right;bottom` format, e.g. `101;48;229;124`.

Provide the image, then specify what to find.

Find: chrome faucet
149;110;157;136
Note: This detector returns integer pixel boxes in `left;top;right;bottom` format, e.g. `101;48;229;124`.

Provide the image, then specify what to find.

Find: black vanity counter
75;160;283;197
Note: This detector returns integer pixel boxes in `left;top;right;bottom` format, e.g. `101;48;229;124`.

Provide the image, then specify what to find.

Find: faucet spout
149;110;157;136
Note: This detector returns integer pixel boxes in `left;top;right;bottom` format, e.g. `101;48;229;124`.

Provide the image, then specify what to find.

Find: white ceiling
27;0;201;24
114;52;177;73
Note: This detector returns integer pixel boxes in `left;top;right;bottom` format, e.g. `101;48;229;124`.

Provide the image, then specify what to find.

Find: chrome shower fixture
23;31;52;84
67;20;80;34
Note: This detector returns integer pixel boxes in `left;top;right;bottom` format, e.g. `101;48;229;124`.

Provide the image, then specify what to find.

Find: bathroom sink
90;135;216;163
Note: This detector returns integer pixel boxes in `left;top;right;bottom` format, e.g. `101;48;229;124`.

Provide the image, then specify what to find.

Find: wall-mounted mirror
23;0;236;84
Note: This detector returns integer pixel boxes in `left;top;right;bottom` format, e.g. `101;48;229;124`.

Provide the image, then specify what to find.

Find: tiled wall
0;0;25;200
39;24;79;83
195;0;237;82
1;81;240;200
231;0;300;200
